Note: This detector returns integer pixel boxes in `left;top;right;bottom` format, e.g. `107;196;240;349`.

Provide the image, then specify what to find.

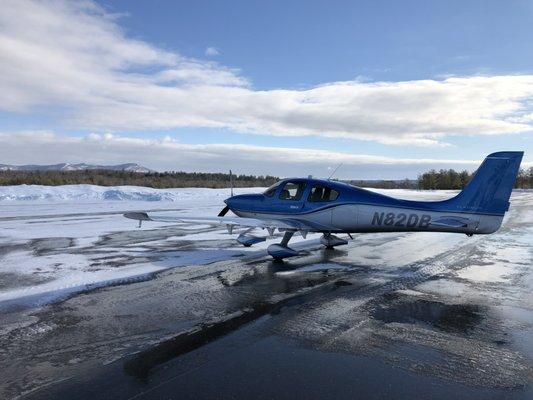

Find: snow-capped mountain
0;163;152;173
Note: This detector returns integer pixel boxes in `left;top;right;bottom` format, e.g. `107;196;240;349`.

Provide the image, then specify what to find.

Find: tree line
1;167;531;190
0;170;278;189
416;167;533;190
347;179;417;189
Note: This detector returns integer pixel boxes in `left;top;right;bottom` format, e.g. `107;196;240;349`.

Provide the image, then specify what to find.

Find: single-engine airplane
125;151;523;259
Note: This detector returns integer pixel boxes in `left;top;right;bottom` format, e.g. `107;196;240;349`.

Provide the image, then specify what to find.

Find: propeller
218;170;234;217
229;169;234;197
218;205;230;217
218;169;233;217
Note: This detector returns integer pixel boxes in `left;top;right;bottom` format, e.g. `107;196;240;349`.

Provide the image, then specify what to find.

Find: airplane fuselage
226;178;504;235
234;205;503;235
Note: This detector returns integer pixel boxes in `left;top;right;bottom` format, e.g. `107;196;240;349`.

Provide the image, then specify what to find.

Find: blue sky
108;0;533;85
0;0;532;178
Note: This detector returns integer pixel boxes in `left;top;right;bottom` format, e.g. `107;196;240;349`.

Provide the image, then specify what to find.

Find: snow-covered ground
1;185;532;398
0;184;528;310
0;186;264;307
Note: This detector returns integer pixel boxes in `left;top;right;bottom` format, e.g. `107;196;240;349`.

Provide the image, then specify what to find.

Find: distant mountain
0;163;152;173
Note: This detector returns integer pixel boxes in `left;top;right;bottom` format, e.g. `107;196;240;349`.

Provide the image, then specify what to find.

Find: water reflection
372;297;484;334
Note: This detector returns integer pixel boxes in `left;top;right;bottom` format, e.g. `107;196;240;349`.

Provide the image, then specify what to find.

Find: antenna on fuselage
328;163;343;180
229;170;234;197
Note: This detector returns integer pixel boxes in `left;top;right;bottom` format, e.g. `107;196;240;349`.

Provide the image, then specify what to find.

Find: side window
308;186;339;202
279;182;305;201
325;187;339;201
263;182;280;197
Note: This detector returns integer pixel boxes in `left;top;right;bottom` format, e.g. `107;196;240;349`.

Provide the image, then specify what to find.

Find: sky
0;0;532;179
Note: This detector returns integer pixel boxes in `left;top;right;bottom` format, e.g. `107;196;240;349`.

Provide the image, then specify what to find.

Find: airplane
124;151;524;260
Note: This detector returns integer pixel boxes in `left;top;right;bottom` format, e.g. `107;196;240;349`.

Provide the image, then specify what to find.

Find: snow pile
0;184;458;203
0;184;263;202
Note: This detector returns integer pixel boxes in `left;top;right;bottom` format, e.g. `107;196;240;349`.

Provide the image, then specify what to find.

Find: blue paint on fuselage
224;178;455;217
225;178;470;215
224;151;524;218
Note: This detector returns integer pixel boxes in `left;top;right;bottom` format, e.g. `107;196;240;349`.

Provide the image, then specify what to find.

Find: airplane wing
123;212;328;232
429;216;472;228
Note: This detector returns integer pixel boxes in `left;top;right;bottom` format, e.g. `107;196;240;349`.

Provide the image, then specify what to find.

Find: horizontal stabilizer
429;216;471;228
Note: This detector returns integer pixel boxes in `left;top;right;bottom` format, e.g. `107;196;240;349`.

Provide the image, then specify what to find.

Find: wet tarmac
0;192;532;399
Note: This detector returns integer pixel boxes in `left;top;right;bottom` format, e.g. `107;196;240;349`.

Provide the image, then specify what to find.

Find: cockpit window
279;181;305;201
308;185;339;202
263;182;281;197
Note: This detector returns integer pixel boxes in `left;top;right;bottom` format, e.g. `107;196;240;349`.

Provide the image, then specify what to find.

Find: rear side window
279;181;305;201
308;186;339;202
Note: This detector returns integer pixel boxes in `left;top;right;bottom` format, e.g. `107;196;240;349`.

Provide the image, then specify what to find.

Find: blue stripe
231;202;505;217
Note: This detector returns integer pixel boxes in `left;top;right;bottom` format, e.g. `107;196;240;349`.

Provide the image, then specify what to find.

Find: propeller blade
218;205;230;217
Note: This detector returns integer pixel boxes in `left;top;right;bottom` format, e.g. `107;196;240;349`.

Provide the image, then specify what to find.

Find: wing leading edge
123;212;329;232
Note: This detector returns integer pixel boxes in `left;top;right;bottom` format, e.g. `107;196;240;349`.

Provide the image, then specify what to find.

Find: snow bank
0;184;461;203
0;184;263;202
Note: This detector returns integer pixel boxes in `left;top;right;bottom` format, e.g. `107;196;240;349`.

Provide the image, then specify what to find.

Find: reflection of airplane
125;152;523;259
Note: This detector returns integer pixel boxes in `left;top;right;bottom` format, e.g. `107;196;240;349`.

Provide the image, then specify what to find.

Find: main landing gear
267;231;298;259
320;233;348;249
267;231;349;259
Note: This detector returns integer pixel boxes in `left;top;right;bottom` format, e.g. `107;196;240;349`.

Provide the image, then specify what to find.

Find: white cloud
205;47;220;56
3;132;527;179
1;1;533;147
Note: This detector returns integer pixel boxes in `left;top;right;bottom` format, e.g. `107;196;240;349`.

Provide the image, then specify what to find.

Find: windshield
263;181;281;197
279;181;306;201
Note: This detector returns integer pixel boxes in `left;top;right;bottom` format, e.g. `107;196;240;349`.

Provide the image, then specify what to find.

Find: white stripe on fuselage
234;203;503;234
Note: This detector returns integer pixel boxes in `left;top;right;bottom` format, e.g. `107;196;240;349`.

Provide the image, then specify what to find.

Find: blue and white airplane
125;151;524;259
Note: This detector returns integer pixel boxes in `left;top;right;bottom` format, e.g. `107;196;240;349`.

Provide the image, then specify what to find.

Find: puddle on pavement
371;296;484;334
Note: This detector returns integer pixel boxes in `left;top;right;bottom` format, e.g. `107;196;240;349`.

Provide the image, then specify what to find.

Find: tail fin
447;151;523;215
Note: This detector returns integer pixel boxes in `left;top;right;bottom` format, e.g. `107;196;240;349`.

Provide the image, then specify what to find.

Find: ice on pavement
0;184;530;310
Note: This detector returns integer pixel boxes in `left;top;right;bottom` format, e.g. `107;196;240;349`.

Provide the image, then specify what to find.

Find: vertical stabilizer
446;151;523;215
